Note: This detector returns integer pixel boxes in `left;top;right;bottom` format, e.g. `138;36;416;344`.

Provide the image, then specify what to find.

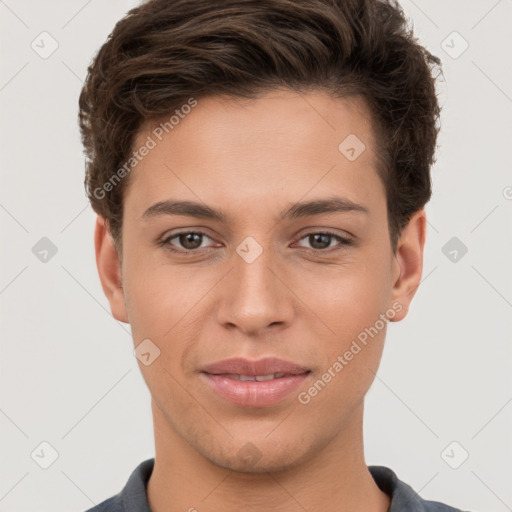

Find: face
96;88;424;473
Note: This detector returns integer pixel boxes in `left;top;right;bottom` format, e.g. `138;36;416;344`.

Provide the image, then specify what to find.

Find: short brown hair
79;0;441;251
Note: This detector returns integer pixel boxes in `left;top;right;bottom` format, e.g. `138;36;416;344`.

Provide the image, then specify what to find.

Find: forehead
125;88;385;221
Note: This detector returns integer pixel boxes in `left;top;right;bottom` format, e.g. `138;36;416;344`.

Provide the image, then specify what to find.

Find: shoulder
83;495;123;512
81;458;155;512
417;495;470;512
368;465;473;512
421;501;469;512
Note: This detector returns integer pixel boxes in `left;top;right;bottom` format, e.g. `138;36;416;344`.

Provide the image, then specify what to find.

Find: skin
95;88;426;512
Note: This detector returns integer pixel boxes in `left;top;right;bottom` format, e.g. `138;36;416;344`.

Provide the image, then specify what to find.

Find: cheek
296;255;392;340
293;250;392;398
296;268;390;417
122;251;200;340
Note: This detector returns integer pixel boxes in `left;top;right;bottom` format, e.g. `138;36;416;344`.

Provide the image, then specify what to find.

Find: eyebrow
141;196;369;223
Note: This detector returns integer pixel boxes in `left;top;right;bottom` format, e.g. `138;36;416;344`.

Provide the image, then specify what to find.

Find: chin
200;437;310;474
209;450;302;474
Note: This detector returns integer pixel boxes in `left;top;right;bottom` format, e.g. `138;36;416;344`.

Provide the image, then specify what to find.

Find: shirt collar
112;458;449;512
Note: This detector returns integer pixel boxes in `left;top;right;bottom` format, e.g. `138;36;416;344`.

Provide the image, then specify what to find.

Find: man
79;0;469;510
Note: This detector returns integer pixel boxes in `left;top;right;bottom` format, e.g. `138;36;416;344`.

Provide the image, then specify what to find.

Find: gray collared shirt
84;458;469;512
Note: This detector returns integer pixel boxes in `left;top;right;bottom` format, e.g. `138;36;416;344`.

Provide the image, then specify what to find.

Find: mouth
200;357;311;407
201;356;310;376
211;372;290;381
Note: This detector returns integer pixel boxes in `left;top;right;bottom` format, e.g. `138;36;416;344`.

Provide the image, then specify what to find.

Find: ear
94;216;129;323
389;209;427;322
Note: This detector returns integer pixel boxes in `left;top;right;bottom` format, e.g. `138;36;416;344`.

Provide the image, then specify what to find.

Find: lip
200;357;311;407
201;357;310;376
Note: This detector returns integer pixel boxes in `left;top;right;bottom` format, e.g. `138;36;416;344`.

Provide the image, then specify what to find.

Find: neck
147;400;390;512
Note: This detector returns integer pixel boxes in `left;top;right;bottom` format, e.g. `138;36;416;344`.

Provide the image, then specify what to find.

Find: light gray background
1;1;511;511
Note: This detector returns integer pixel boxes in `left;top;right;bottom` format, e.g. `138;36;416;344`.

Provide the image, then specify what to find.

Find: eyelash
159;230;353;254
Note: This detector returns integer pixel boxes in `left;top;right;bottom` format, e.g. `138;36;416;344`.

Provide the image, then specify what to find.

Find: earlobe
94;216;129;323
389;210;426;322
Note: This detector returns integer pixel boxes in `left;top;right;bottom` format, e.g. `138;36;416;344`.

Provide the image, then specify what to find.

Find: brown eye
162;231;214;252
177;232;203;250
296;231;352;251
308;233;332;250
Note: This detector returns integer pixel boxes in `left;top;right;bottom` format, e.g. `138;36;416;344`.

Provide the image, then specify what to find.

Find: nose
216;242;295;337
